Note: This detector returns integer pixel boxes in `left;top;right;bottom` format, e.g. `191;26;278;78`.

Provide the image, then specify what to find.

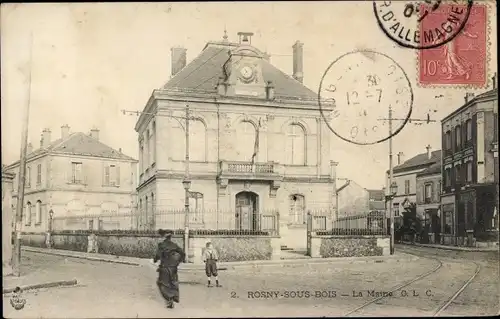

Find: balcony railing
219;161;283;178
227;162;274;173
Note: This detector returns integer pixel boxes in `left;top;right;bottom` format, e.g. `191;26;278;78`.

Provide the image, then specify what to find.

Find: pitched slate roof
392;150;442;174
417;160;442;177
163;42;317;100
6;132;136;168
51;133;136;161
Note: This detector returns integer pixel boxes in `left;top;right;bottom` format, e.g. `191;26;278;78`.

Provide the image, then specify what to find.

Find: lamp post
183;104;191;263
388;181;398;254
48;210;54;232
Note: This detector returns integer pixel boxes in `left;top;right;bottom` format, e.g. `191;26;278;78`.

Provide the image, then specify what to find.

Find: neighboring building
440;86;498;245
4;126;138;232
134;32;338;249
367;189;386;213
2;170;15;276
386;147;441;225
416;158;442;243
336;179;370;218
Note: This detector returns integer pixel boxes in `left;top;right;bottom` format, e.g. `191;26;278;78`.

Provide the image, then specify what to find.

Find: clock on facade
239;65;255;82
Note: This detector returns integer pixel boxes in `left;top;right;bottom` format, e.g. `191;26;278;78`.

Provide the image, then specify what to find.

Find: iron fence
52;208;280;236
308;210;387;236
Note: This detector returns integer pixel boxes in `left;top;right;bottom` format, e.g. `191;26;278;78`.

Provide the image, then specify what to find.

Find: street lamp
48;210;54;233
390;182;398;196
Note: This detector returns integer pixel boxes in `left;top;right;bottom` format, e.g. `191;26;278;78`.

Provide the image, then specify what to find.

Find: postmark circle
318;50;413;146
373;0;473;49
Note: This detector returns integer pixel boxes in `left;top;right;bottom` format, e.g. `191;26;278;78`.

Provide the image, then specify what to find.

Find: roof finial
223;25;228;42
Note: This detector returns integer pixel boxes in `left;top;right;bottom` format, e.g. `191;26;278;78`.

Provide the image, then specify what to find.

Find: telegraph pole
122;107;192;262
13;33;34;277
388;107;394;255
182;105;191;263
380;109;437;255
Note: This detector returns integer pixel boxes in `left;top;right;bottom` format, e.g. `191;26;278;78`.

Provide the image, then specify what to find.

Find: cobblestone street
3;246;499;318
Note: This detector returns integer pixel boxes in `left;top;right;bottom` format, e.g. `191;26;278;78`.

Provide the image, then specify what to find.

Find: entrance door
235;192;258;231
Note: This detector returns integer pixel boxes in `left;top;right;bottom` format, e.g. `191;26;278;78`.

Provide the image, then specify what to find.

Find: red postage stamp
418;3;488;87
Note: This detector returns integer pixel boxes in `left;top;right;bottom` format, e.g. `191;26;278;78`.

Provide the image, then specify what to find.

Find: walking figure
203;242;222;288
153;229;185;309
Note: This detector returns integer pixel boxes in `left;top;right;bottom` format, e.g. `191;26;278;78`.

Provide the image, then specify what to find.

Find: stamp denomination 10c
418;3;488;87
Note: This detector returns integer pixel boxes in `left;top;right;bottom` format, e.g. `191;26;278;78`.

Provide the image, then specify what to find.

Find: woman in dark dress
153;229;185;309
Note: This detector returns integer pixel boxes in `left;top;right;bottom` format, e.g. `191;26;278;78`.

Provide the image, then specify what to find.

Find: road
3;245;499;318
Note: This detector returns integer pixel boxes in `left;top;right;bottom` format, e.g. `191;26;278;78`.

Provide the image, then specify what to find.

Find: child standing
203;242;221;288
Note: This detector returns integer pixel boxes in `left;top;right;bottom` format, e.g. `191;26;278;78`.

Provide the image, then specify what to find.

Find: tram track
343;246;481;317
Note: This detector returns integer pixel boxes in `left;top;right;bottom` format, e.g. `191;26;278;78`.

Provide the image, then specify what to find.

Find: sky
1;2;497;189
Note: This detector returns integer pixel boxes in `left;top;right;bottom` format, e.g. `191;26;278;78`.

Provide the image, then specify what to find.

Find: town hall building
135;32;339;248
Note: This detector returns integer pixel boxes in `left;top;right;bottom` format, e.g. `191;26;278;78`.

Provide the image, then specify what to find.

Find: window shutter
83;163;88;185
116;165;121;186
102;163;106;186
67;162;73;183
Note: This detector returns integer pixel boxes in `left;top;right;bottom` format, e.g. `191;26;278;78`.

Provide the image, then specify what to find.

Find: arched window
235;121;256;161
289;194;306;224
151;121;156;165
286;124;306;165
171;119;207;161
145;130;150;167
151;193;155;215
189;120;207;162
35;200;42;225
189;192;204;222
25;202;32;226
145;196;149;227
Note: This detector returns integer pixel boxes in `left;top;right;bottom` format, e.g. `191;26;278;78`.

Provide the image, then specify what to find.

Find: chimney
266;81;275;100
292;40;304;83
426;145;432;159
90;128;100;141
171;47;187;77
119;148;122;153
464;92;475;103
41;128;51;148
61;124;70;139
27;143;33;154
493;72;498;89
397;152;404;165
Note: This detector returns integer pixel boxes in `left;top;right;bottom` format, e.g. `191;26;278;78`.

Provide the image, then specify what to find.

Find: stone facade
441;90;498;245
4;128;138;233
135;36;338;249
336;180;370;218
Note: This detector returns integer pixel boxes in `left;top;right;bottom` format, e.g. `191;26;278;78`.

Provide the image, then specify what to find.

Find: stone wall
309;234;390;258
20;232;47;248
52;233;89;252
97;234;183;258
20;232;281;263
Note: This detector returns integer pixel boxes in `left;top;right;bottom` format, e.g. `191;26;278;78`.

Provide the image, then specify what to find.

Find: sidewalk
3;253;78;294
22;246;419;270
400;242;499;252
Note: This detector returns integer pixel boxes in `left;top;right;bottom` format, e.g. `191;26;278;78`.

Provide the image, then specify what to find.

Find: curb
400;242;499;252
23;247;418;270
3;279;78;294
22;247;141;266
